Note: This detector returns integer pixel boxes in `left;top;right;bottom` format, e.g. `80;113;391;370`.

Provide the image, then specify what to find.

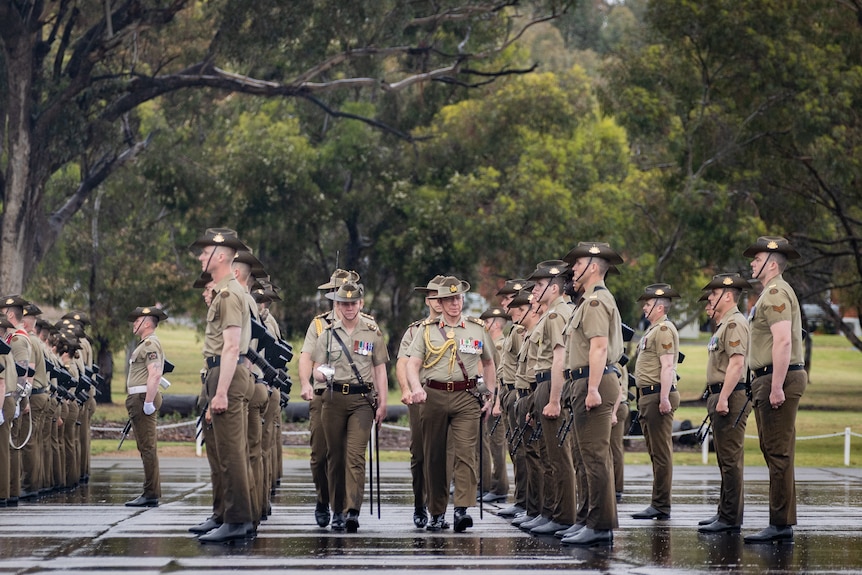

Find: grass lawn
95;326;862;467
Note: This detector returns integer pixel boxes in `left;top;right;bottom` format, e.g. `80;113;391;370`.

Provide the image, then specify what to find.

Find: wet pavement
1;457;861;574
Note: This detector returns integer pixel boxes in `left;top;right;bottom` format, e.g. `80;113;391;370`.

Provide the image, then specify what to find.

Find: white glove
14;402;20;419
316;364;335;382
0;408;4;426
143;402;156;416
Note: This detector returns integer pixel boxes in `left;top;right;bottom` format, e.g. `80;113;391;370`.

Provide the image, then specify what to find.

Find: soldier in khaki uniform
493;281;533;518
478;306;511;505
23;305;51;496
2;297;35;504
0;316;20;507
61;312;96;485
299;269;360;528
312;282;388;533
124;306;168;507
190;228;255;543
557;242;625;546
632;283;681;521
742;236;807;544
395;276;445;528
407;276;497;533
519;261;575;536
696;273;752;533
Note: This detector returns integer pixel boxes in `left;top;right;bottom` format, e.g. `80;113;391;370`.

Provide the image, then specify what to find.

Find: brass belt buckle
446;381;454;392
342;383;350;395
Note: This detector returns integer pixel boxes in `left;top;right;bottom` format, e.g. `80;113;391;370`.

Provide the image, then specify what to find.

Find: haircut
654;297;672;313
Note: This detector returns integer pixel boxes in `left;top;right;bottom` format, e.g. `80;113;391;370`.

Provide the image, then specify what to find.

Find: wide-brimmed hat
23;303;42;317
233;249;266;277
479;306;512;321
527;260;571;281
127;306;168;322
495;279;535;296
0;316;15;329
318;269;361;290
426;276;471;299
193;271;213;289
0;294;30;309
59;319;85;337
742;236;800;260
35;318;51;331
189;228;250;252
61;311;90;325
637;283;681;301
701;273;752;292
507;290;534;308
325;282;364;303
562;242;624;266
414;275;448;294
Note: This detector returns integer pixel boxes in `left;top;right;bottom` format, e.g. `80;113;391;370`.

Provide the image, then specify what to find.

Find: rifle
194;402;208;440
695;413;712;445
117;418;133;450
528;421;543;444
489;415;502;436
733;372;753;429
245;347;293;404
251;318;293;370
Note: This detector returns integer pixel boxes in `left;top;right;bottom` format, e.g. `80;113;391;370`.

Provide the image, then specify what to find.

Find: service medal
446;330;455;339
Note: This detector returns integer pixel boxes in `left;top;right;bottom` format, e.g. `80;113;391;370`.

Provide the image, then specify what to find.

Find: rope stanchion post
702;431;709;464
846;427;851;467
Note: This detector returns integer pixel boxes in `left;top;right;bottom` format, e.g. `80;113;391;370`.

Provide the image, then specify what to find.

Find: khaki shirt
262;310;282;340
312;317;389;384
78;337;94;367
303;311;335;390
127;334;164;390
526;296;571;375
514;325;534;390
397;319;425;360
499;325;525;385
748;274;804;370
407;315;493;382
2;350;16;393
203;276;251;359
706;308;748;385
28;333;48;390
634;316;678;388
564;282;624;370
8;329;32;378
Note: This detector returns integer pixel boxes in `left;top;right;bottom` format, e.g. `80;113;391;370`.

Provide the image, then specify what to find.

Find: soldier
521;261;575;536
610;362;629;504
395;276;445;528
406;276;497;533
478;306;511;505
742;236;807;544
631;284;681;521
311;282;388;532
696;273;752;533
23;306;52;496
558;242;625;546
189;228;255;543
0;315;20;507
124;306;168;507
61;312;96;485
55;329;81;492
299;269;360;528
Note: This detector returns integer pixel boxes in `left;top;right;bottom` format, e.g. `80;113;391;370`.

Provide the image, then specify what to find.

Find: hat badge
655;289;665;296
589;245;601;255
449;284;458;293
346;290;353;298
493;309;501;315
513;283;523;290
142;307;151;314
722;277;734;286
4;298;13;305
213;233;225;243
767;240;779;250
73;314;80;320
550;267;560;275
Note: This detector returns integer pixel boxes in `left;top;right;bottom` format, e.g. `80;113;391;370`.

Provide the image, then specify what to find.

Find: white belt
127;386;148;395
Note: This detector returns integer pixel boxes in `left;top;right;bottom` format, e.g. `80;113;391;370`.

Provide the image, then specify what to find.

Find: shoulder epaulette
421;317;436;326
361;316;379;332
313;316;328;336
314;311;330;319
360;311;376;321
408;318;423;328
467;316;485;326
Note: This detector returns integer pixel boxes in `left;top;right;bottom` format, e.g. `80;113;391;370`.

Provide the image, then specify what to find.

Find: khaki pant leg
450;390;481;510
308;391;329;507
261;388;278;510
408;402;425;509
538;383;576;525
247;381;267;521
420;387;453;516
752;370;807;526
638;390;680;514
488;407;508;497
0;396;16;499
79;392;95;480
610;401;629;495
517;393;543;517
126;392;162;499
504;389;526;508
63;401;80;488
41;398;57;490
572;375;619;530
709;388;750;525
22;393;48;493
54;403;66;488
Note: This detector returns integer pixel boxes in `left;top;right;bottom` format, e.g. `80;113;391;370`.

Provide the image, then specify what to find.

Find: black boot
453;507;473;533
413;506;428;528
314;501;330;527
345;509;360;533
426;514;450;531
331;512;346;531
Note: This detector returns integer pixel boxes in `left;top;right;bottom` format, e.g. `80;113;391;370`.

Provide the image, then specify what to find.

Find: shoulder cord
422;324;457;372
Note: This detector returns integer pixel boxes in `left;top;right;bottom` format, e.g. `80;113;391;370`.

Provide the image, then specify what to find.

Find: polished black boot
453;507;473;533
314;501;331;527
413;506;428;528
345;509;360;533
331;512;346;531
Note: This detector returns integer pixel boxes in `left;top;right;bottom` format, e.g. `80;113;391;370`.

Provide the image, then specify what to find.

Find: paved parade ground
1;456;861;574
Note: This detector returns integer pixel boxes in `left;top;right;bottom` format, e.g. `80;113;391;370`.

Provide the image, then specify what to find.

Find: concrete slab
1;457;861;574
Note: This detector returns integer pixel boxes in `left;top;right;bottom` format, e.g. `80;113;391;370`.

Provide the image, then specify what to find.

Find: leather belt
752;363;805;378
535;370;551;384
564;365;615;381
327;382;373;395
707;382;747;395
502;383;515;392
516;388;532;398
127;385;148;395
30;387;48;395
205;355;246;369
425;379;476;392
314;388;325;396
640;384;677;396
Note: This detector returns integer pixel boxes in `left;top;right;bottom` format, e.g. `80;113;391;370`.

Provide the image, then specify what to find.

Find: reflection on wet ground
0;457;861;573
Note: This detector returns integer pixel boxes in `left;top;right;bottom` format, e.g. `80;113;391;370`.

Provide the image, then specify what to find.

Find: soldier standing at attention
558;242;625;546
478;306;511;505
312;282;388;533
395;276;445;528
190;228;254;544
406;276;497;533
299;269;360;528
742;236;807;544
124;306;168;508
631;284;681;521
0;316;20;507
696;273;752;533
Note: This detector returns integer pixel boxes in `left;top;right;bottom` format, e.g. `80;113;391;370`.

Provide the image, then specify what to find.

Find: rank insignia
589;300;600;307
770;288;779;295
662;343;673;350
729;340;741;347
221;291;229;298
772;303;786;313
146;351;158;361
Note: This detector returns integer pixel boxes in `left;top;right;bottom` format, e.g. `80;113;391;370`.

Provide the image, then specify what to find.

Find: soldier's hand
716;396;730;416
412;387;427;405
210;394;228;414
770;388;786;409
400;391;413;405
375;404;387;424
300;383;314;402
659;396;672;415
585;389;602;411
542;400;561;419
611;411;618;426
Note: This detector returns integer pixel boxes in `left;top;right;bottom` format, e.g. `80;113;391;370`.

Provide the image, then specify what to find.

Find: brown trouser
126;391;163;499
247;381;268;522
536;380;576;525
0;395;16;499
421;386;481;516
638;389;680;515
63;400;80;488
515;390;543;517
571;374;619;530
21;392;49;493
408;402;426;509
308;391;329;508
53;402;65;488
752;369;807;526
610;400;629;495
322;389;374;514
707;387;750;525
261;387;279;512
79;391;95;480
205;364;253;524
503;386;526;509
42;397;58;490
